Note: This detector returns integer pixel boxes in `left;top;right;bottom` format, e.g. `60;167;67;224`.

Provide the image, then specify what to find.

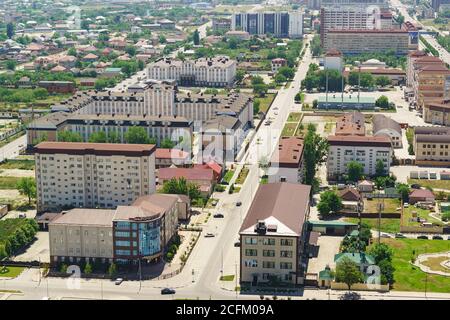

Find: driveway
13;232;50;263
307;235;343;274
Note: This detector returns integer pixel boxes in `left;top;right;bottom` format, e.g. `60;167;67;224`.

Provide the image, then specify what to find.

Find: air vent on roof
255;220;267;234
267;224;277;232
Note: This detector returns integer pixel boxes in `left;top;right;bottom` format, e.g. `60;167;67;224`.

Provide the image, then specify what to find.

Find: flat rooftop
318;95;375;104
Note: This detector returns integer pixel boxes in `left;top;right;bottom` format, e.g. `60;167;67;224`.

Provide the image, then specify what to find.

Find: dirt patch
382;238;406;249
0;169;35;177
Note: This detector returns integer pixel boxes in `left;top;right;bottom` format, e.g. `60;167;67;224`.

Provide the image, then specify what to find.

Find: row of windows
245;249;293;258
244;238;294;246
243;260;293;269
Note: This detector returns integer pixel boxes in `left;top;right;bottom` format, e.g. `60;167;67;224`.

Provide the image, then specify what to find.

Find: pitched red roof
158;167;214;181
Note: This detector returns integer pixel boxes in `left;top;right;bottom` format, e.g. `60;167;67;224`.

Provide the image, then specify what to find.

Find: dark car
213;213;224;218
411;184;421;189
417;235;428;240
161;288;176;295
220;180;229;185
236;201;242;207
432;235;444;240
395;233;406;239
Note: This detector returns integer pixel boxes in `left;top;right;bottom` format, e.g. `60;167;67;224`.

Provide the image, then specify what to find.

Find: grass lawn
222;170;235;184
255;94;276;114
220;275;235;281
0;176;21;189
363;198;400;214
345;217;401;234
0;266;25;278
287;112;302;122
402;206;443;227
0;159;35;170
375;238;450;293
408;179;450;191
235;167;249;185
281;123;297;136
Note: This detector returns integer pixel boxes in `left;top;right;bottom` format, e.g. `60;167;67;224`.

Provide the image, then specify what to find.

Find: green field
0;176;21;189
255;94;276;114
0;159;35;170
281;123;298;136
222;170;235;184
0;266;25;278
376;238;450;293
408;179;450;191
345;217;401;234
235;167;249;185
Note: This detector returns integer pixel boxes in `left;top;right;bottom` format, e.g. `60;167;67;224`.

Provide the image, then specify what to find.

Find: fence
400;226;443;234
340;212;401;219
330;282;389;292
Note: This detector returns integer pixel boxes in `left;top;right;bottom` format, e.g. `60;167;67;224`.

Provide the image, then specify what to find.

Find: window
263;238;275;245
280;250;293;258
245;249;257;256
244;237;257;245
263;261;275;268
263;250;275;257
280;239;293;246
114;231;130;237
244;259;257;267
280;262;292;269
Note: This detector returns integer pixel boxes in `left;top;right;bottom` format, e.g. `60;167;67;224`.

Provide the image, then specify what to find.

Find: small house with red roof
409;189;435;204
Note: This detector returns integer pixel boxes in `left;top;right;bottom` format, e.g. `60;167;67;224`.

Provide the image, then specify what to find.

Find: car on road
395;233;406;238
403;203;409;208
204;233;215;238
213;213;224;218
115;278;124;285
236;201;242;207
234;241;241;247
161;288;176;295
417;235;428;239
274;112;278;115
380;233;392;238
432;235;444;240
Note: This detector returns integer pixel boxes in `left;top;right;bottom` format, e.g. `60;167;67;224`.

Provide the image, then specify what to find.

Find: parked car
234;241;241;247
380;233;392;238
204;233;215;238
403;203;409;208
115;278;124;285
395;233;406;238
161;288;176;295
411;184;421;189
417;235;428;239
432;235;444;240
213;213;224;218
18;213;26;218
236;201;242;207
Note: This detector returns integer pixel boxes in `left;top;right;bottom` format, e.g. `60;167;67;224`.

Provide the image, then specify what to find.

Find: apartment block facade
268;136;305;184
49;194;189;265
324;29;410;55
239;183;311;285
231;11;303;38
35;142;156;213
146;56;237;87
423;100;450;126
327;135;393;180
414;126;450;166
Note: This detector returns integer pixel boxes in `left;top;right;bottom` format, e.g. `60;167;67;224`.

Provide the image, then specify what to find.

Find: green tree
57;131;83;142
347;161;363;182
159;35;167;44
317;190;343;216
376;76;391;87
277;66;295;79
125;45;136;57
253;83;268;97
274;73;287;84
108;263;117;278
396;183;410;202
89;131;108;143
161;177;202;202
16;177;36;205
124;126;150;144
375;159;386;177
368;243;395;285
6;23;14;39
107;131;121;143
84;262;93;274
160;138;175;149
33;88;49;100
253;100;260;114
303;125;329;185
193;29;200;46
335;257;364;291
6;60;16;71
375;95;389;108
235;69;245;83
67;47;77;57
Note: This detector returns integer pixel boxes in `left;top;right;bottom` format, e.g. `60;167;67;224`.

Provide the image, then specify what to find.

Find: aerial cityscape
2;0;450;304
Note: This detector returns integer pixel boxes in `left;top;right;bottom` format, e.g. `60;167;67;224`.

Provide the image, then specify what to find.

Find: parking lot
307;235;343;274
12;232;50;263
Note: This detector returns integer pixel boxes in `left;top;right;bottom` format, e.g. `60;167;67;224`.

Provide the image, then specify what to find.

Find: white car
403;203;409;208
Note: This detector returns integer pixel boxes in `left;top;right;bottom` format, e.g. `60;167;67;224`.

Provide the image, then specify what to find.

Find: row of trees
160;177;202;204
302;123;329;190
0;87;49;103
0;219;39;260
347;71;391;88
302;64;346;92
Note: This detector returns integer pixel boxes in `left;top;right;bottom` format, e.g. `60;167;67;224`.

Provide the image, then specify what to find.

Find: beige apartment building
414;126;450;166
423;100;450;126
268;136;305;184
49;209;115;264
239;183;311;285
35;142;156;213
324;29;410;55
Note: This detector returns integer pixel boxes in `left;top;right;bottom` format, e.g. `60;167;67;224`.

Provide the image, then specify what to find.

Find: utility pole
101;278;103;300
235;262;238;300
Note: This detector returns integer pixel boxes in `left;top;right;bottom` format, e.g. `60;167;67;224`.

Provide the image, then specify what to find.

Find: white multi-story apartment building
268;137;305;184
146;56;237;87
35;142;156;213
327;135;393;180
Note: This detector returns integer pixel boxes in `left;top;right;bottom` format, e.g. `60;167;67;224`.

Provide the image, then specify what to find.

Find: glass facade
138;221;161;256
